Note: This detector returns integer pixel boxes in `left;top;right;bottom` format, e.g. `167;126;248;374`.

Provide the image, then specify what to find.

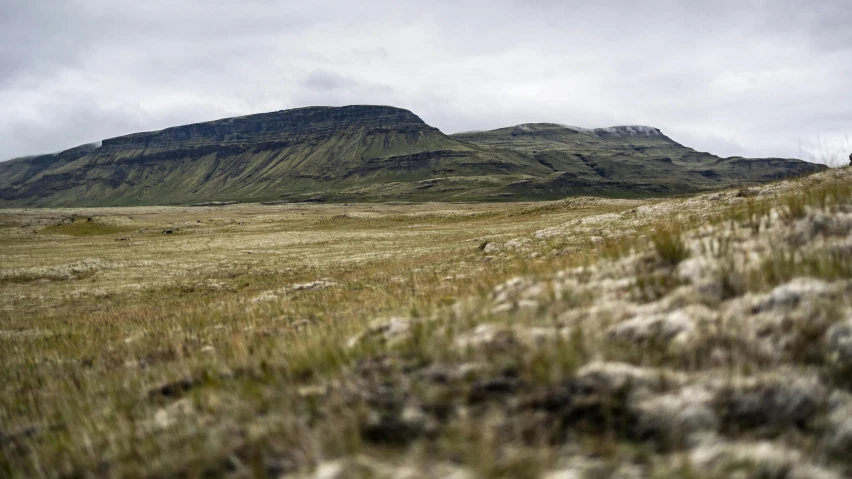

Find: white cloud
0;0;849;164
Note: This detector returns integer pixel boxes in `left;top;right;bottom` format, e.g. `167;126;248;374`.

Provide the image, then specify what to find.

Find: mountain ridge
0;105;827;206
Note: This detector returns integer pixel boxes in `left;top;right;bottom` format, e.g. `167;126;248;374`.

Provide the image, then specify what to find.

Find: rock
482;242;501;254
289;280;337;292
454;324;519;353
468;375;521;403
491;276;544;310
720;281;843;363
521;363;674;440
525;326;568;345
311;460;352;479
251;291;279;303
609;304;717;349
454;324;567;354
825;318;852;368
542;470;581;479
633;385;718;446
297;385;328;398
689;441;843;479
417;363;457;384
123;331;146;344
736;187;759;197
347;317;413;348
713;375;825;432
418;361;488;383
750;278;836;314
788;211;852;244
608;310;692;346
676;256;721;293
289;319;312;331
306;458;471;479
543;460;643;479
824;392;852;455
252;280;338;302
361;404;434;444
575;362;672;396
505;238;531;250
152;398;194;429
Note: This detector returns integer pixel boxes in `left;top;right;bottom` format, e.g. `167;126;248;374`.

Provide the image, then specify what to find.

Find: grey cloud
293;72;396;108
302;70;357;92
0;0;850;165
0;1;94;87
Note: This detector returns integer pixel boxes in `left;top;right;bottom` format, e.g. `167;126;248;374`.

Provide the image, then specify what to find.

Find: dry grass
0;198;642;478
3;167;852;478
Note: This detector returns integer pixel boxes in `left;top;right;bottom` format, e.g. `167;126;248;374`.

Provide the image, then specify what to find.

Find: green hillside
451;123;826;197
0;107;827;206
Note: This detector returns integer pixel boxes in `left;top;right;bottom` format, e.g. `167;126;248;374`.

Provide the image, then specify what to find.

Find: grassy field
3;168;852;478
0;197;649;478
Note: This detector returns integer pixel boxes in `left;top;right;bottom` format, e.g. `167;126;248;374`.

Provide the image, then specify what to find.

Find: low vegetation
2;167;852;478
651;227;691;266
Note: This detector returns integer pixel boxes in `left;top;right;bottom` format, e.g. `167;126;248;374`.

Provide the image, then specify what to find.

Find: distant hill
0;106;827;206
451;123;826;197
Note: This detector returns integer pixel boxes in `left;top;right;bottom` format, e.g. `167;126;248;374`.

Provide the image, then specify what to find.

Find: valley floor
2;168;852;478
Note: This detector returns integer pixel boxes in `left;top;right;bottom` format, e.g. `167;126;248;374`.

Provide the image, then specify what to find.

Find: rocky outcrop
324;167;852;477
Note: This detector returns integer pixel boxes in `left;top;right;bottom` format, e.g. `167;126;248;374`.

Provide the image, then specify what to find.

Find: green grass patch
40;217;131;236
757;248;852;287
651;227;690;266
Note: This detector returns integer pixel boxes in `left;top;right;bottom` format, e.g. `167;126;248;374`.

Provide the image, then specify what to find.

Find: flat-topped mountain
102;105;430;148
0;106;827;206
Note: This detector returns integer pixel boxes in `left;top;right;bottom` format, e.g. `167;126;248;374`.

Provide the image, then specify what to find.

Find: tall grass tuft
651;227;690;266
781;193;807;221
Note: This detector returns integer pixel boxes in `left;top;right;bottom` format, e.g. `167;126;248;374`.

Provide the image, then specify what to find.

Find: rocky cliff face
100;105;433;150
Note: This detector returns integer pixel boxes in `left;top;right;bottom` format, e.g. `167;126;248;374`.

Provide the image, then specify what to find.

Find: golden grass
0;198;644;477
3;167;852;478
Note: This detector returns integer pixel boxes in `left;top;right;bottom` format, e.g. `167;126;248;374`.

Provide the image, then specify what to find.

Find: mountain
451;123;826;196
0;106;827;206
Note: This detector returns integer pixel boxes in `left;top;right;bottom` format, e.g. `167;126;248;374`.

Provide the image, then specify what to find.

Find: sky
1;0;850;165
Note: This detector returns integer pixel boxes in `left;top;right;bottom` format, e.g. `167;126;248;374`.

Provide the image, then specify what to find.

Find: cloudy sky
1;0;850;165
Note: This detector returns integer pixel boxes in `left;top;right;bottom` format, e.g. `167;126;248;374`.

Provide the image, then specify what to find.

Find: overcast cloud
1;0;850;165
